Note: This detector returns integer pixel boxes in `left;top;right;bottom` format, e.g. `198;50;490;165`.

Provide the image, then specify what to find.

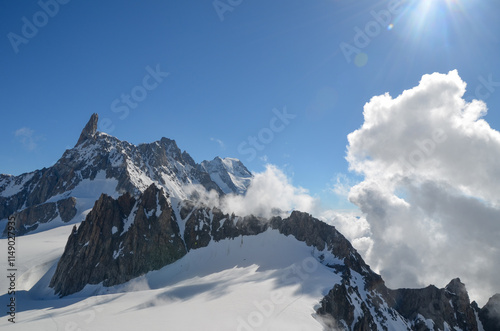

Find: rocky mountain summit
0;114;252;236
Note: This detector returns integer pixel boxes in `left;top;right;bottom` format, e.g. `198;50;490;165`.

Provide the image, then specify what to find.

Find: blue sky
1;0;499;209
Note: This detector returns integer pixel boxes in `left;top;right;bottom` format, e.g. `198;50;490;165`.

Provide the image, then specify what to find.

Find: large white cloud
346;70;500;306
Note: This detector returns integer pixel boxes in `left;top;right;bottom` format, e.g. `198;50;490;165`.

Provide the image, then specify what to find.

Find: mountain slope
0;221;346;330
47;184;498;330
0;114;252;236
200;156;252;194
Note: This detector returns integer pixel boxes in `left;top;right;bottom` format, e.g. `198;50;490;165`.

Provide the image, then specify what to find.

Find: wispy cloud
210;137;225;149
329;173;356;197
15;127;40;151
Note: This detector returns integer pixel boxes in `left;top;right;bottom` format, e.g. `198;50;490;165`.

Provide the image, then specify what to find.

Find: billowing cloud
221;164;319;219
346;70;500;306
319;209;373;259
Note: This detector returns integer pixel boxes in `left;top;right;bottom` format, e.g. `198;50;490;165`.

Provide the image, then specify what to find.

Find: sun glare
401;0;468;41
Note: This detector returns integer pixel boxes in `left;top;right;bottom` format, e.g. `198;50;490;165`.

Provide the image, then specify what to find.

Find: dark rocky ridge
50;185;186;296
388;278;478;330
317;271;499;330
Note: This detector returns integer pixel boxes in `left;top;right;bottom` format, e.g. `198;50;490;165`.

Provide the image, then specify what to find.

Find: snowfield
0;225;343;330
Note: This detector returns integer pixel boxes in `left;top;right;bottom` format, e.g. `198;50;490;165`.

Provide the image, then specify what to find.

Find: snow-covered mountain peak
200;156;252;194
0;114;253;236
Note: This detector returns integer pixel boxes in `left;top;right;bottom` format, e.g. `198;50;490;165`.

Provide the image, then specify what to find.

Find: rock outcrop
2;196;77;236
50;184;186;296
317;273;492;330
76;113;98;146
387;278;478;330
57;197;78;223
479;293;500;331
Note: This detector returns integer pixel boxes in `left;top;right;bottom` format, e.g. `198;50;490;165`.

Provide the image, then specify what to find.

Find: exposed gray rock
57;197;77;223
50;184;186;297
387;278;478;331
1;196;78;236
479;293;500;331
318;273;487;331
4;201;58;236
76;113;98;146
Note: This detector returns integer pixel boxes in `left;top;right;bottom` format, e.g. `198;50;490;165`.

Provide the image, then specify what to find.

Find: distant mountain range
0;113;252;236
1;114;499;330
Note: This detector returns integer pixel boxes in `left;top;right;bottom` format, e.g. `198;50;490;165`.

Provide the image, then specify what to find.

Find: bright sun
404;0;466;34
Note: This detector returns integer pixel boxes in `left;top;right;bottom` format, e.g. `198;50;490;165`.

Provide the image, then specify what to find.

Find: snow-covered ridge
0;222;344;331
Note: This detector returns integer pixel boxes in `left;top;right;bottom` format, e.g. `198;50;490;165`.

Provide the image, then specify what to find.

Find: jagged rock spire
76;113;98;146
